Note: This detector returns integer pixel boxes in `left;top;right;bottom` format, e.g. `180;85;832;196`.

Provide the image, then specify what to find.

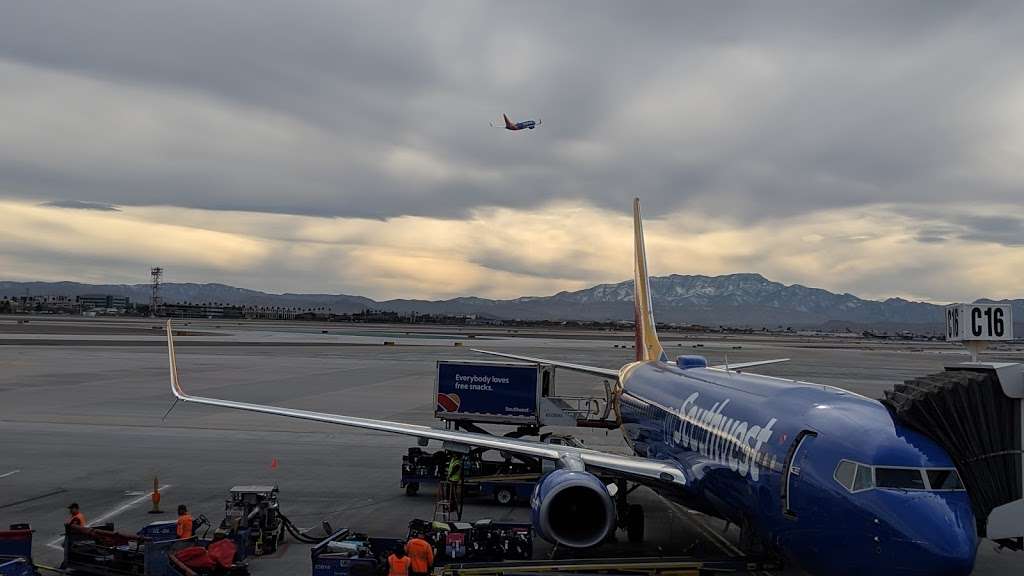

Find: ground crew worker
446;455;463;483
405;532;434;576
176;504;193;539
66;503;86;527
387;545;412;576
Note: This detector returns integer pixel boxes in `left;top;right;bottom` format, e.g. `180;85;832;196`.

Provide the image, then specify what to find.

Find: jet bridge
883;364;1023;549
882;303;1023;550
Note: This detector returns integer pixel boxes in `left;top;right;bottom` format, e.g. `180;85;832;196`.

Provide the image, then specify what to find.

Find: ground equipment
0;525;37;576
402;435;583;503
434;360;613;428
62;523;185;576
309;528;403;576
407;519;532;564
137;515;210;542
217;486;284;557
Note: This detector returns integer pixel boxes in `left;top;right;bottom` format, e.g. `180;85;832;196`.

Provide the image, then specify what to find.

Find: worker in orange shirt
387;545;412;576
405;531;434;576
176;504;194;539
60;502;88;570
66;503;86;527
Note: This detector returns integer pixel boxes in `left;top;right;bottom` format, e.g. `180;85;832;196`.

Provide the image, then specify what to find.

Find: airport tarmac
1;317;1022;575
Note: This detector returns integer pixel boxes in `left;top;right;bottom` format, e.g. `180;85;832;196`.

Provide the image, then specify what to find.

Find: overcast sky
2;1;1023;301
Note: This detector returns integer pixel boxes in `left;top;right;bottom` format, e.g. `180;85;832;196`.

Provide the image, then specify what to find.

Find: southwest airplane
167;199;977;576
491;113;541;130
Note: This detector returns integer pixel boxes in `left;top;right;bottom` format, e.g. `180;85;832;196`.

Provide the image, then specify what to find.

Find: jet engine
531;469;616;548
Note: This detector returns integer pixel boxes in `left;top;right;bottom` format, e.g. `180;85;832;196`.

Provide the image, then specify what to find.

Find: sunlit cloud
2;198;1022;302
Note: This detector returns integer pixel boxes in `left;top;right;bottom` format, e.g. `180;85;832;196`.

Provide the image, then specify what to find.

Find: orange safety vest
176;514;193;539
387;554;411;576
405;538;434;573
68;512;86;526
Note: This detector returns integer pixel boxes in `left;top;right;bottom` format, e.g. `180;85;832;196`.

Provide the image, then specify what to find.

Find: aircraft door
783;430;817;518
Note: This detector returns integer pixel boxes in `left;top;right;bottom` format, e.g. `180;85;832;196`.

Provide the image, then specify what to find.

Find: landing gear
405;482;420;496
615;479;645;543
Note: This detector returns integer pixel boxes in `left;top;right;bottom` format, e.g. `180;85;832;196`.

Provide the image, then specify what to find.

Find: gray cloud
954;215;1024;247
40;200;120;211
1;1;1024;304
0;1;1022;224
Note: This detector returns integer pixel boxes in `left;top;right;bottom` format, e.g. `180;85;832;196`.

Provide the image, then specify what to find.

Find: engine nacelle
530;469;616;548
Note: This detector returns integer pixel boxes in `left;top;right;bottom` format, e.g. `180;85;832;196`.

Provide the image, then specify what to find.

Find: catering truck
434;360;556;426
404;359;611;502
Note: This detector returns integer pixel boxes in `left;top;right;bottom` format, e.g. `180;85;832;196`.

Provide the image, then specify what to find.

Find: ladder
434;480;464;521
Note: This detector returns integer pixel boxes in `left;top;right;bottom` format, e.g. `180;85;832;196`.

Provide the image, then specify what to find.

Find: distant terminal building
77;294;130;310
161;303;245;319
1;294;78;313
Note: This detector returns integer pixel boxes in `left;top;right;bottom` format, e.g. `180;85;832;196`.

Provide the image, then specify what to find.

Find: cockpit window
927;469;965;490
853;464;874;491
834;462;964;493
834;460;856;490
875;467;926;490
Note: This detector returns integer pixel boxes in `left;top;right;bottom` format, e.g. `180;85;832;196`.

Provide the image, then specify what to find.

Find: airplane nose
889;494;977;576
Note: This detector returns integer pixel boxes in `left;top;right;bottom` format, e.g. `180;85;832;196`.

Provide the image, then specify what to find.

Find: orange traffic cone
270;458;279;470
149;476;163;514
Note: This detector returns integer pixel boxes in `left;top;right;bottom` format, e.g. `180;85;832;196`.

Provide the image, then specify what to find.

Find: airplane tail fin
633;198;667;363
503;113;514;129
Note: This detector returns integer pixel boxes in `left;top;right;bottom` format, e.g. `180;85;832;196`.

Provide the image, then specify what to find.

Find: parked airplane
166;199;977;576
491;113;541;130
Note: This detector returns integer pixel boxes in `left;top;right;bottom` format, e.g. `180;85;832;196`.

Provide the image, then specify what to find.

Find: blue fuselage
618;361;977;576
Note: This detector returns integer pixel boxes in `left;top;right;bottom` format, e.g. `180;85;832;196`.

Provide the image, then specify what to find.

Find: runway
1;317;1021;574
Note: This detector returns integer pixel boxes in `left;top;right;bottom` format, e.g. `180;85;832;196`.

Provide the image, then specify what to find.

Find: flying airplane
166;199;977;576
491;113;541;130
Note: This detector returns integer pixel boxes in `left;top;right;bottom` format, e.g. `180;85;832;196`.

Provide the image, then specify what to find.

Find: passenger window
875;467;926;490
927;469;965;490
853;464;874;491
834;460;856;491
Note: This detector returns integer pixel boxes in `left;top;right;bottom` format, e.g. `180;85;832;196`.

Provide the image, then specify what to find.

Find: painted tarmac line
671;504;780;576
667;500;744;557
0;488;66;510
0;469;20;479
46;485;172;551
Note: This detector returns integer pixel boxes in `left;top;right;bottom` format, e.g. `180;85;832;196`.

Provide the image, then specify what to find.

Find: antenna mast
150;267;163;317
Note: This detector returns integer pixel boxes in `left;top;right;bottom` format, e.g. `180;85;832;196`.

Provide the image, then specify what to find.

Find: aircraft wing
469;349;620;379
166;323;683;487
711;358;790;371
471;348;788;375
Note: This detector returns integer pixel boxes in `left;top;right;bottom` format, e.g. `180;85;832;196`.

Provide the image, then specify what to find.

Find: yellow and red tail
633;198;667;363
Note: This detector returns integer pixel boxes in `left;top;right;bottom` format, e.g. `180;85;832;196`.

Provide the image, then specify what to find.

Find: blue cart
310;528;404;576
0;526;37;576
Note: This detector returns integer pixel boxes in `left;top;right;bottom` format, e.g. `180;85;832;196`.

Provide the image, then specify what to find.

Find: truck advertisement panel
435;361;539;423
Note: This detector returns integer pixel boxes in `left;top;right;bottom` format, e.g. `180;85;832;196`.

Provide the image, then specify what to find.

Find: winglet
167;320;187;400
633;198;667;363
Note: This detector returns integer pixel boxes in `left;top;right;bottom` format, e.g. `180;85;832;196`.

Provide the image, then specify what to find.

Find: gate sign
945;303;1014;341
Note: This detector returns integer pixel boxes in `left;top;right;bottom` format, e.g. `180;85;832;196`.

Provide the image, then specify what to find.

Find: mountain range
2;274;1021;332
